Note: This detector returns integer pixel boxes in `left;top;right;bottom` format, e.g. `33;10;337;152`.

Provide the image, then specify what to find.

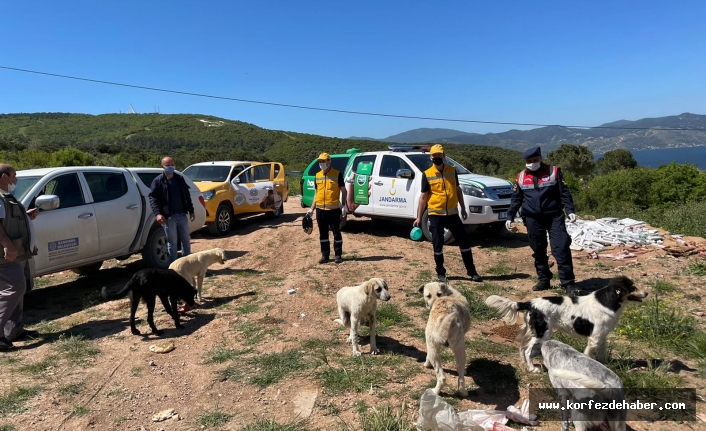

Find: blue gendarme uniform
507;162;576;287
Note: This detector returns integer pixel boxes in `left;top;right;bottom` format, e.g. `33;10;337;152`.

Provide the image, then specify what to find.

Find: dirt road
1;198;704;430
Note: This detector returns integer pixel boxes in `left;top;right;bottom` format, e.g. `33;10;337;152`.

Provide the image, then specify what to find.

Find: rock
292;389;318;419
152;409;177;422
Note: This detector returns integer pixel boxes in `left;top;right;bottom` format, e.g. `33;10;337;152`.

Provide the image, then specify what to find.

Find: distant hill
353;113;706;153
0;113;523;175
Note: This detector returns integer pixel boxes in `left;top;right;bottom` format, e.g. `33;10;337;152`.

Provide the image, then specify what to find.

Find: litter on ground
416;389;537;431
566;217;665;252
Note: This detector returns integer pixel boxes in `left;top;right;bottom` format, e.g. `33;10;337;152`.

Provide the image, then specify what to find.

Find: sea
595;146;706;170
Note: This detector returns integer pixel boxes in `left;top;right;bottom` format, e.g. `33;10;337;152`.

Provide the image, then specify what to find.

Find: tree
547;144;595;177
595;149;637;175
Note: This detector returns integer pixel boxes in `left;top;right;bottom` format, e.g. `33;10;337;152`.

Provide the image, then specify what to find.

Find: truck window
85;172;128;203
406;154;471;175
41;174;85;209
350;155;377;173
228;165;245;182
379;156;412;178
183;165;231;182
253;164;272;182
305;157;349;176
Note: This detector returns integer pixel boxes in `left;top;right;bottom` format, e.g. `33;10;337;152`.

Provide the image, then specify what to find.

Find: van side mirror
396;169;414;179
36;195;60;211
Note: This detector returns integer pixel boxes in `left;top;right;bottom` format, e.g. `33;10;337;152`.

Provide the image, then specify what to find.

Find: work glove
505;220;513;232
568;213;577;223
341;206;347;218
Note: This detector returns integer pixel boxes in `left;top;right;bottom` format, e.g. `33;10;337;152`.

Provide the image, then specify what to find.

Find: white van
343;146;513;243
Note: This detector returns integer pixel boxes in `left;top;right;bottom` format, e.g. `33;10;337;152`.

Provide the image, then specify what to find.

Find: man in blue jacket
149;156;195;264
506;146;580;296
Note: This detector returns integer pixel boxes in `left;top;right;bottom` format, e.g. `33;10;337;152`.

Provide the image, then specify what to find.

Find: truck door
231;164;274;213
83;171;142;256
346;154;377;214
373;155;416;217
30;172;99;273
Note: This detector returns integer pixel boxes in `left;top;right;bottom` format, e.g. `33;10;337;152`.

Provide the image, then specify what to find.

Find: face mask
7;182;16;194
319;162;329;171
526;162;541;171
164;166;176;174
432;157;444;166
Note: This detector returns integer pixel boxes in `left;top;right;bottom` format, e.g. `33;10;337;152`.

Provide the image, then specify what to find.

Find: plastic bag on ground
415;389;538;431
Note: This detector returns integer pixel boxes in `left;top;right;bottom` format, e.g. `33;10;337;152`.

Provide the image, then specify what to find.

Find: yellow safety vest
315;168;341;210
424;165;459;216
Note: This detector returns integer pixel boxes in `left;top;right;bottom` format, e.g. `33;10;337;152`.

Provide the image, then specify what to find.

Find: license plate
498;212;508;220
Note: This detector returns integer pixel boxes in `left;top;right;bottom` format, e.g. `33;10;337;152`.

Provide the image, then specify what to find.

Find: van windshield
183;165;232;182
406;154;471;175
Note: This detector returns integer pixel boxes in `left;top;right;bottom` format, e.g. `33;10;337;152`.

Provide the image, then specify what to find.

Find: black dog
101;268;197;336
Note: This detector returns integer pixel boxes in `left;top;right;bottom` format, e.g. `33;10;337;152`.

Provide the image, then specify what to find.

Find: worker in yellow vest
307;153;347;264
413;145;482;282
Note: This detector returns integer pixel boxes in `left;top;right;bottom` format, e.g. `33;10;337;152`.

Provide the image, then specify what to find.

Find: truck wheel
142;227;170;269
420;210;454;244
207;204;234;235
71;261;104;275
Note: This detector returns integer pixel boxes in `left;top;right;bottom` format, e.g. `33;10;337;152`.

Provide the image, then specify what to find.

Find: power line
1;65;705;132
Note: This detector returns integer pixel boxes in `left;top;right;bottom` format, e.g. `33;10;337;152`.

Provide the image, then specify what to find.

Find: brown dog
419;281;471;396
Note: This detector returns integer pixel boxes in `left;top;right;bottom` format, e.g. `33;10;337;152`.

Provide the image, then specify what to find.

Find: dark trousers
525;214;575;286
316;208;343;258
429;215;477;277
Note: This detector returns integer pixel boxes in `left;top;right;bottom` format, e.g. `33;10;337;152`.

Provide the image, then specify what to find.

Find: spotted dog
539;340;626;431
485;276;647;371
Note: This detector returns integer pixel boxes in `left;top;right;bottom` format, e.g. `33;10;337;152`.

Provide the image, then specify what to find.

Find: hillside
0;113;523;175
352;113;706;153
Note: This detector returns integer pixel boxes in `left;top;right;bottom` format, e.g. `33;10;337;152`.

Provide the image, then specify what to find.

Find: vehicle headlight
201;190;216;200
461;185;486;198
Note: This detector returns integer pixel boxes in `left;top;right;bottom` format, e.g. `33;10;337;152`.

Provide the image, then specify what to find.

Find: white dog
418;282;471;396
485;275;647;372
540;340;626;431
169;248;227;301
334;278;390;356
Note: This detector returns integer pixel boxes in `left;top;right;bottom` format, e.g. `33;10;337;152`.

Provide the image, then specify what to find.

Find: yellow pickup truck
182;161;289;235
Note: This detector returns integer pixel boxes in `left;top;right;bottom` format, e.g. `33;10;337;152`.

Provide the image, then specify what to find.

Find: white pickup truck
14;166;207;283
343;148;514;243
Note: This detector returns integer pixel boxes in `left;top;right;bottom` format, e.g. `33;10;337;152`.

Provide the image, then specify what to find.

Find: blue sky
1;1;705;139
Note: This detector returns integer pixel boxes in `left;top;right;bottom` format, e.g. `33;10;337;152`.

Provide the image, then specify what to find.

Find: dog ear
364;280;376;296
439;282;450;294
417;284;425;294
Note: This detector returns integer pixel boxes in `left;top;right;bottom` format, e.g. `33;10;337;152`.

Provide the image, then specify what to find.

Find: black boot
318;256;330;264
467;272;483;282
532;279;551;291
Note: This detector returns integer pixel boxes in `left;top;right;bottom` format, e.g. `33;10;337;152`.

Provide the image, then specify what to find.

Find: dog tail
548;369;613;398
485;295;527;324
101;277;135;301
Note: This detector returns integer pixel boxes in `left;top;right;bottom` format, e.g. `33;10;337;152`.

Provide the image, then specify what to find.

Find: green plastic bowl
410;227;423;241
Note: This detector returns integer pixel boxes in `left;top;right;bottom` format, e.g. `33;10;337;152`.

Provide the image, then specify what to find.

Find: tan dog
334;278;391;356
169;248;227;301
419;281;471;396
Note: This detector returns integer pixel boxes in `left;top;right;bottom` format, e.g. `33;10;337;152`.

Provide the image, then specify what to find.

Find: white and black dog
539;340;626;431
486;276;647;371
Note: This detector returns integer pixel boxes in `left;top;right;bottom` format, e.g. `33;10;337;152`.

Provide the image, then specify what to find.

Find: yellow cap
317;152;331;161
430;144;444;155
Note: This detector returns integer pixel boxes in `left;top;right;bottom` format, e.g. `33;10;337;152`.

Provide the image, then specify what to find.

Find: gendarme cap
522;146;541;159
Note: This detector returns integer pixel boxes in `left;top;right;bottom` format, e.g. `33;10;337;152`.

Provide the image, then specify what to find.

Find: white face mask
7;182;16;193
526;162;541;171
319;162;329;171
